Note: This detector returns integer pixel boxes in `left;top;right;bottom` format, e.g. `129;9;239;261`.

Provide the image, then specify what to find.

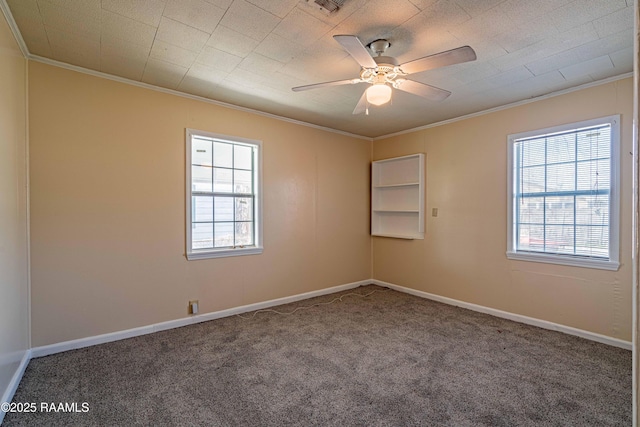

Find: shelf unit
372;153;424;239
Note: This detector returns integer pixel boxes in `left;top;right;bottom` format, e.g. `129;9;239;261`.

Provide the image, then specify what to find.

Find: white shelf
373;182;419;188
371;154;425;240
371;233;419;240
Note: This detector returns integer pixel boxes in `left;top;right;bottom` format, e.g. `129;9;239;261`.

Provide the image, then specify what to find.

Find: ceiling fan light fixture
366;84;392;106
291;35;477;115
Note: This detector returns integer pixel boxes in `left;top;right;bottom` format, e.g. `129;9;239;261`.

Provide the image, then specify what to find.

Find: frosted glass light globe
366;84;392;106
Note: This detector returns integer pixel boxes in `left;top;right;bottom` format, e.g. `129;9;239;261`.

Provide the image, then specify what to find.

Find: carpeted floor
3;285;631;426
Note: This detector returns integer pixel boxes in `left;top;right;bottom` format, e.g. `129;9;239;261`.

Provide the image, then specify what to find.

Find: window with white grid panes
186;129;262;260
506;115;620;270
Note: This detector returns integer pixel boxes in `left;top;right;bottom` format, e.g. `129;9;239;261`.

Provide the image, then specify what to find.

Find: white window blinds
186;129;263;260
514;124;611;258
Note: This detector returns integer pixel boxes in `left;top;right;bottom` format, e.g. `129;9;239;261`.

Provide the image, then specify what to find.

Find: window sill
506;251;619;271
186;247;263;260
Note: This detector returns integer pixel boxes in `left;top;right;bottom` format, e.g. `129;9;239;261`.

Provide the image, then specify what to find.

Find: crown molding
1;1;371;141
1;0;633;142
28;54;373;141
374;72;634;140
0;0;29;58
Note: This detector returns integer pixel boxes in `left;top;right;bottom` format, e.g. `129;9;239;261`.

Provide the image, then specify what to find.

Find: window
186;129;262;260
506;115;620;270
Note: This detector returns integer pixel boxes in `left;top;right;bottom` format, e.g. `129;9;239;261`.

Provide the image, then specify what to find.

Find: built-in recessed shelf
371;153;425;240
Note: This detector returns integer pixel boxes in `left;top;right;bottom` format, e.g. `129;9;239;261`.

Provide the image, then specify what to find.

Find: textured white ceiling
4;0;634;138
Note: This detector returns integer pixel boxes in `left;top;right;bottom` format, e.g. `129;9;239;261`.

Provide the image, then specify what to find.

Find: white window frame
185;129;263;260
506;115;620;271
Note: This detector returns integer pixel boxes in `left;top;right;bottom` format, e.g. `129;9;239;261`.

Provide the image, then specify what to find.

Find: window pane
234;145;252;170
519;139;545;167
213;167;232;193
545;196;574;225
235;197;253;221
235;222;253;246
518;196;544;224
521;166;545;193
575;226;608;258
510;119;616;265
577;128;610;161
189;133;260;258
192;165;212;192
192;138;212;166
192;223;213;249
545;225;574;254
546;133;575;164
518;224;544;252
213;141;233;168
576;195;609;226
193;196;213;222
214;196;233;222
214;222;234;248
234;169;252;194
577;159;610;191
546;163;575;192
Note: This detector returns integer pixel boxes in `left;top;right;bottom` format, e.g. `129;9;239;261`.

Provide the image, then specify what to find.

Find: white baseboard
0;349;31;425
28;277;632;360
372;279;632;350
31;279;371;358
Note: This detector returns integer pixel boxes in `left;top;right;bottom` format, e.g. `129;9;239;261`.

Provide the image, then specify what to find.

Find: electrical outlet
432;208;438;217
188;300;199;315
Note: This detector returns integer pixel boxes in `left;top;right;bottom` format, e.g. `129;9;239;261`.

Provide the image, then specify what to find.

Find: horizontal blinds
190;136;256;250
514;124;611;259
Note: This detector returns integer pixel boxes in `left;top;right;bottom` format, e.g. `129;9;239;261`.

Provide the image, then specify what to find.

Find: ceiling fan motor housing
359;56;404;86
373;56;399;69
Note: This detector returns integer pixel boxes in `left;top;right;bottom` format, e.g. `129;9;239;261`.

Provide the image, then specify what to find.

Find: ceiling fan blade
292;78;360;92
400;46;476;75
333;35;377;69
396;79;451;101
352;90;368;115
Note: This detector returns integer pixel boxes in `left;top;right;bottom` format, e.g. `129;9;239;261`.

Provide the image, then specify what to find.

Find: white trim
34;52;633;143
5;30;630;144
25;59;31;350
506;251;620;270
631;3;639;424
0;350;31;425
26;57;632;144
27;55;372;142
506;115;621;271
0;0;29;58
374;73;633;141
186;247;263;260
28;278;631;359
185;129;264;260
0;23;34;425
0;0;631;143
30;280;371;358
372;279;632;350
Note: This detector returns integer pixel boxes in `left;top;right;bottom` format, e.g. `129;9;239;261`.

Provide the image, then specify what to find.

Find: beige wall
373;78;634;341
0;10;29;399
28;62;372;347
25;58;633;347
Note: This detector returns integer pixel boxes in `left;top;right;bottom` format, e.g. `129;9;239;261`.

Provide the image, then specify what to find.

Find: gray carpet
3;285;631;426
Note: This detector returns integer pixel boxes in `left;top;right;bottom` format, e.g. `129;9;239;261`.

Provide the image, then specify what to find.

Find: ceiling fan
292;35;477;115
